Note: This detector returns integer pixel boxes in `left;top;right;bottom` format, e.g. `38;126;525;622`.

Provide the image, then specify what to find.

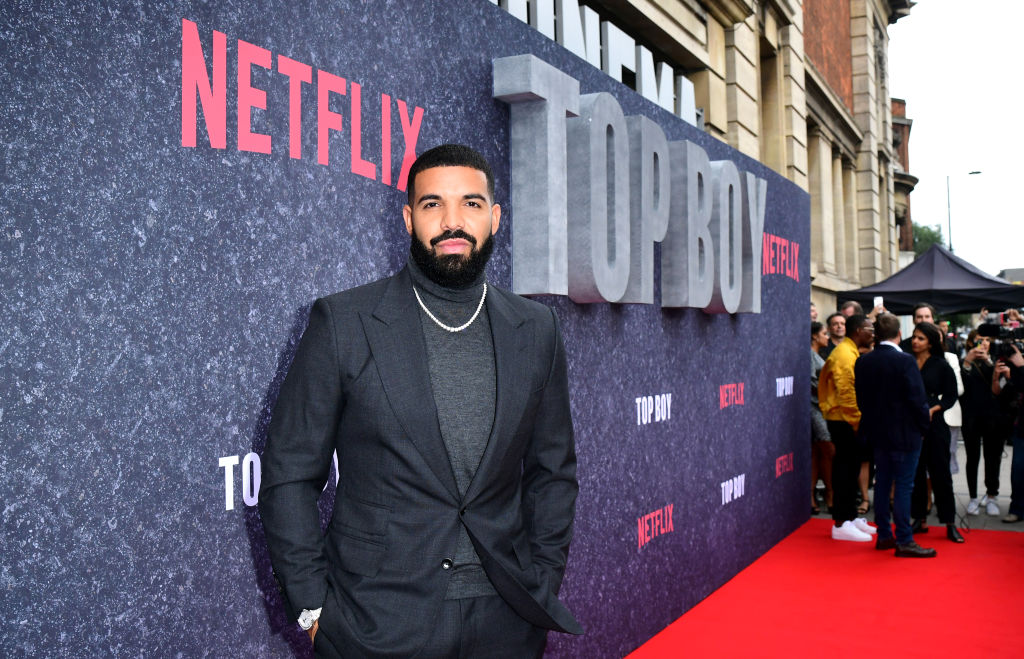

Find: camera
976;323;1024;361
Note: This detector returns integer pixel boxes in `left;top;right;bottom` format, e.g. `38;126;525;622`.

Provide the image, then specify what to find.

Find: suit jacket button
441;558;453;570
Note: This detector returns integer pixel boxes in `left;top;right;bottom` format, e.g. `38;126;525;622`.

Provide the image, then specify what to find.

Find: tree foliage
913;222;944;258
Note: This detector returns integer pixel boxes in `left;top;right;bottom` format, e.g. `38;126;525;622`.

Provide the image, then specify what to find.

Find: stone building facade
491;0;914;312
892;97;918;266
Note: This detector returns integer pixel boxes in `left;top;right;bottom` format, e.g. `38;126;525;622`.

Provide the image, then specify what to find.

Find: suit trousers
873;447;921;545
827;420;860;524
912;428;956;524
314;594;547;659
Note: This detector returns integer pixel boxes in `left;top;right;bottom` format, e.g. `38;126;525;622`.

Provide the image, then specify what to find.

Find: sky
887;0;1024;278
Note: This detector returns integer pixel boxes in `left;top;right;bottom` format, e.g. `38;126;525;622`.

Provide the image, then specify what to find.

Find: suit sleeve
258;298;342;619
521;307;578;596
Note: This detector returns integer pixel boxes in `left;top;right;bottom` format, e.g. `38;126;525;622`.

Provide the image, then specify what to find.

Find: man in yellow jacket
819;313;876;541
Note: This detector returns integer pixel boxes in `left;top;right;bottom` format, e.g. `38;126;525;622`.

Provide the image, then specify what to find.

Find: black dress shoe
895;541;937;558
911;518;929;534
946;524;965;543
875;537;897;550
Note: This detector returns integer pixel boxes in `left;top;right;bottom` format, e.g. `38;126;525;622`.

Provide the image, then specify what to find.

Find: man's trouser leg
827;420;859;524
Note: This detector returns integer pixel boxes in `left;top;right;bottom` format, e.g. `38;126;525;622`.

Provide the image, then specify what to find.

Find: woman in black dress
909;321;964;542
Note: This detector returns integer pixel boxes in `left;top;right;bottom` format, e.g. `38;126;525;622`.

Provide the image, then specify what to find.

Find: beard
410;228;494;289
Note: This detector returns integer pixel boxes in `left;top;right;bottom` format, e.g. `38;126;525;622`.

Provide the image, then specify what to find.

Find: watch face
298;607;322;630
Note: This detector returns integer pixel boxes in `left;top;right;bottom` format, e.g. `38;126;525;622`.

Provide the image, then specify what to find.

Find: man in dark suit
855;313;936;557
259;144;581;657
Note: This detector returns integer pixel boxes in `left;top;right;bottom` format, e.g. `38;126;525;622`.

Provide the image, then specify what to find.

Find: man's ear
403;205;414;236
490;203;501;235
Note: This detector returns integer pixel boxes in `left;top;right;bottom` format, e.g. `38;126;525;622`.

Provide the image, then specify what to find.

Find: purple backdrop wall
0;1;810;656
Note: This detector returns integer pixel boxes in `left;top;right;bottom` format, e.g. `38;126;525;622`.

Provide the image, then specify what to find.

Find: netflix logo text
181;19;424;190
719;382;745;409
762;232;800;281
637;504;675;550
776;452;794;478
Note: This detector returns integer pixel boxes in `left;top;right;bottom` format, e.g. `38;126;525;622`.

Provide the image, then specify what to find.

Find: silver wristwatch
298;607;322;630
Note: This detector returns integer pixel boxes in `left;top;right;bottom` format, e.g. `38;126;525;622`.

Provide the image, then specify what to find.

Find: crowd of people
809;300;1024;557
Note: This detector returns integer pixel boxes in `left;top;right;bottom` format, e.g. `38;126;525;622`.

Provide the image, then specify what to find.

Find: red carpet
627;518;1024;658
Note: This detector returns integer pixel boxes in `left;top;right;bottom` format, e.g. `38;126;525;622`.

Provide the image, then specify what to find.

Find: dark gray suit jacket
854;343;930;452
259;267;581;656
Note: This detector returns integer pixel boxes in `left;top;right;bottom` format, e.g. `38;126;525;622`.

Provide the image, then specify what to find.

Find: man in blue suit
855;313;936;557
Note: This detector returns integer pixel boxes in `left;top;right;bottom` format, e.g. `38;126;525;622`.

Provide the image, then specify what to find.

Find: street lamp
946;170;981;252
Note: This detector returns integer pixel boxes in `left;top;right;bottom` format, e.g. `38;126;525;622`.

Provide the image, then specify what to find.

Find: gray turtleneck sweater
407;257;497;599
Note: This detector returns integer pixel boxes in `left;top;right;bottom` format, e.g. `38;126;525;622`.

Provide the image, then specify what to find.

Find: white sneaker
853;517;877;535
980;494;990;506
832;520;873;542
967;498;980;515
986;496;1000;516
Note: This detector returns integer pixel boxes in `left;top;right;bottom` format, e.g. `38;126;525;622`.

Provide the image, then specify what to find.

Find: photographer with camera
975;320;1024;520
991;335;1024;523
961;330;1005;515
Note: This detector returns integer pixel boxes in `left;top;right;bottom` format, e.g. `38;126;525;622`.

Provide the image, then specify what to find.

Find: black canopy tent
838;244;1024;315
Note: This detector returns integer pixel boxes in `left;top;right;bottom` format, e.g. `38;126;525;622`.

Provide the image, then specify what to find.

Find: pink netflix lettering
181;20;225;149
180;19;424;191
761;232;800;282
278;55;312;160
237;39;272;154
317;70;347;166
775;452;794;478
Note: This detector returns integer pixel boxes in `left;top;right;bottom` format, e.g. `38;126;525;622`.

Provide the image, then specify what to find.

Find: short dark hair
811;321;824;337
826;312;845;325
845;313;870;335
915;321;945;357
840;300;863;314
874;313;901;341
406;143;495;205
913;302;937;318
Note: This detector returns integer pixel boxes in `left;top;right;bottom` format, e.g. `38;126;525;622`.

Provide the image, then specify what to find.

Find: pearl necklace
413;283;487;333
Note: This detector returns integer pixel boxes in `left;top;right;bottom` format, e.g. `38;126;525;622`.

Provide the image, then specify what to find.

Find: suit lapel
360;268;459;500
465;287;533;502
